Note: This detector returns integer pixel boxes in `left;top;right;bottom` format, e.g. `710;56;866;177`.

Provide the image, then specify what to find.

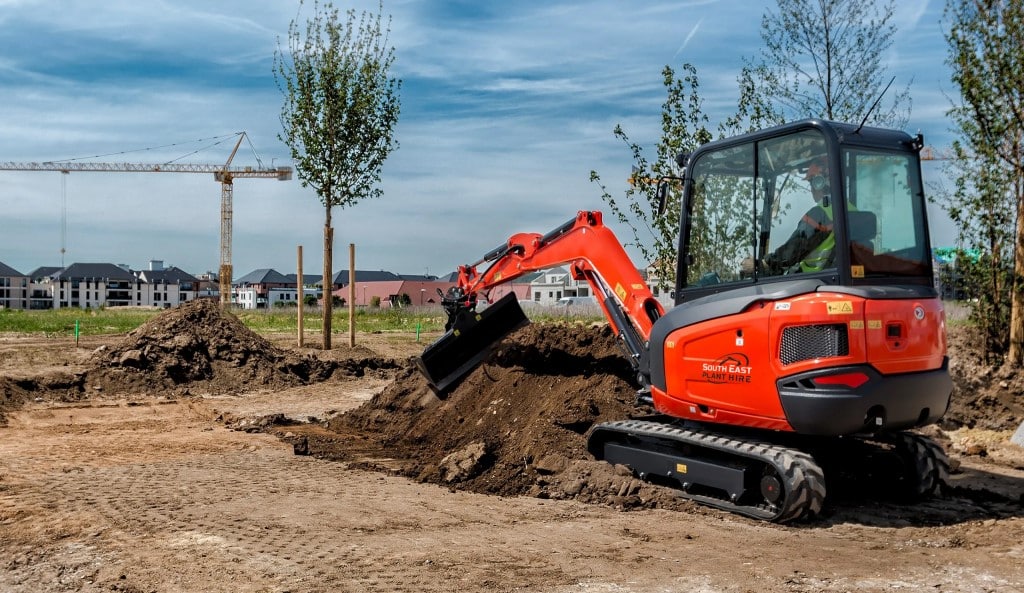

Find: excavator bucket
414;292;529;394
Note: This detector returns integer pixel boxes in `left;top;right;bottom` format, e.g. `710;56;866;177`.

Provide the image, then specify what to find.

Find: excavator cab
643;120;948;436
674;120;933;297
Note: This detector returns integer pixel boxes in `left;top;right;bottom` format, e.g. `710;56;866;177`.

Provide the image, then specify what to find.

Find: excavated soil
2;300;1024;592
284;324;698;512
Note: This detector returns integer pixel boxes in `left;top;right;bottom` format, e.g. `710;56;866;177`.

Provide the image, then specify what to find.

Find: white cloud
0;0;960;277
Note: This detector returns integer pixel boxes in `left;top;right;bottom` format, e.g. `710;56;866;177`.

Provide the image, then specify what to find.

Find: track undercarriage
587;419;949;522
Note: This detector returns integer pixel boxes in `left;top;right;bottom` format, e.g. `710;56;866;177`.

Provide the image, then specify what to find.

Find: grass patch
0;307;160;336
0;305;450;337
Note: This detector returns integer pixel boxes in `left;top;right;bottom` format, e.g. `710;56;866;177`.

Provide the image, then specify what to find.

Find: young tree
590;64;713;290
731;0;911;132
274;0;401;349
940;138;1014;360
945;0;1024;364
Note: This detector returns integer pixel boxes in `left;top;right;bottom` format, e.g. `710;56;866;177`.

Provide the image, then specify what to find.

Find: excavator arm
417;211;665;393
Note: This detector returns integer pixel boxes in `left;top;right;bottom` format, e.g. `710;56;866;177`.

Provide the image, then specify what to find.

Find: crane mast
0;133;292;306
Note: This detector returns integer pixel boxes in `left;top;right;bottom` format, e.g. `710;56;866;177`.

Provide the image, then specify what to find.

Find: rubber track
892;432;951;499
589;420;826;523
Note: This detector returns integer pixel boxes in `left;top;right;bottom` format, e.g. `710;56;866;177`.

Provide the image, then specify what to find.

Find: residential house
194;271;221;300
525;267;593;306
11;262;200;310
331;271;438;307
325;269;401;292
517;263;674;310
233;268;295;309
25;267;61;309
0;261;28;310
48;263;137;309
133;261;200;308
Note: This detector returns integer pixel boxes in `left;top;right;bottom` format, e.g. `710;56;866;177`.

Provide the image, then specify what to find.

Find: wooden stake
297;245;304;348
349;243;356;347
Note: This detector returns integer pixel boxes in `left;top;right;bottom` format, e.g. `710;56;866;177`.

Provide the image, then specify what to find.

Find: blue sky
0;0;957;279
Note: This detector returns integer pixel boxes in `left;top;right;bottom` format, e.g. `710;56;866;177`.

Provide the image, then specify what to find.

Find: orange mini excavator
415;119;952;522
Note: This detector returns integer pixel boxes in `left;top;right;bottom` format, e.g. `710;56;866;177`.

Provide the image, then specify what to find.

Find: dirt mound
0;377;32;425
1;301;402;419
85;299;311;393
296;323;699;511
942;325;1024;431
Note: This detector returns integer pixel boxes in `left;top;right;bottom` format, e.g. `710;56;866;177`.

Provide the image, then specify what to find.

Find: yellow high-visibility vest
799;204;835;273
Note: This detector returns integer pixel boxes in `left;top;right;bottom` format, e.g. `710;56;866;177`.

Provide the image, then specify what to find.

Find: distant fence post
297;245;304;348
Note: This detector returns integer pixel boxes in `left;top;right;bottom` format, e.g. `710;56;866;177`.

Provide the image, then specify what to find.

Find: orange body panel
862;298;947;374
651;291;947;432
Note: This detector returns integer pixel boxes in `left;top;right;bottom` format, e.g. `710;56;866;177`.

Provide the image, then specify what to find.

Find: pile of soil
0;300;400;412
292;323;703;511
943;324;1024;432
86;298;328;394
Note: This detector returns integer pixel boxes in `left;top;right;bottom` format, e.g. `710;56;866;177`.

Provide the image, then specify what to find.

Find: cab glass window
686;143;755;287
843;149;930;279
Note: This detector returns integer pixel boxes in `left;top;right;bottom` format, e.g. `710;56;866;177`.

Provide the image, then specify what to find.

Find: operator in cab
742;156;839;276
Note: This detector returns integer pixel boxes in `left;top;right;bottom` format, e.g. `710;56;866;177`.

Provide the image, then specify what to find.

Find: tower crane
0;133;292;306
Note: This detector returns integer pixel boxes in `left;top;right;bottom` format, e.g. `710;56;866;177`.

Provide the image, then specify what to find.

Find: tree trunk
323;204;333;351
1009;174;1024;366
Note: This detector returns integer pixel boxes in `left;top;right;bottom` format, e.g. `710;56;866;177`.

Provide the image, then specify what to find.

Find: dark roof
136;266;199;284
285;273;322;285
329;270;401;285
53;263;135;281
234;268;293;285
397;274;439;281
26;266;61;281
0;261;24;277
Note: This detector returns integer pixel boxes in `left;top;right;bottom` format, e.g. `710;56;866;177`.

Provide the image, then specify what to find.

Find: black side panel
777;360;952;435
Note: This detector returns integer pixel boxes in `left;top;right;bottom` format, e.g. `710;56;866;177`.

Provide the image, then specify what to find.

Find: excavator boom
415;211;664;392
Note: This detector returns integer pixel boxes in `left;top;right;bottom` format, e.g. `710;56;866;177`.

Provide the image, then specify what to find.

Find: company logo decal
701;353;752;384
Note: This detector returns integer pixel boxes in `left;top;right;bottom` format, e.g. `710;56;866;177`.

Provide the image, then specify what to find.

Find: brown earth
1;299;1023;592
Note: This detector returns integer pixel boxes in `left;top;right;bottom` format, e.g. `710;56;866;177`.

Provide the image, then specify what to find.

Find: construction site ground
1;300;1023;593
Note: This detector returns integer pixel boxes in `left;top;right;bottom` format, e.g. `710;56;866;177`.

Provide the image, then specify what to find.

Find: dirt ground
2;299;1023;593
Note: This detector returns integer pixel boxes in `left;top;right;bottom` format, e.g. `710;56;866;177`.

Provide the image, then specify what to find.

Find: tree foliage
945;0;1024;364
274;0;401;349
589;64;712;290
730;0;911;131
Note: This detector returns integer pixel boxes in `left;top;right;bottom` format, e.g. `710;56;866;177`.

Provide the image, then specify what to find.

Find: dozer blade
414;292;529;394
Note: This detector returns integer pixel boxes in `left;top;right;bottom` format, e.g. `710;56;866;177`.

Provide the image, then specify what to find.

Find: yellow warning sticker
494;272;503;282
827;301;854;315
676;463;688;474
851;265;865;278
868;319;883;330
615;283;627;301
632;283;646;290
850;320;864;330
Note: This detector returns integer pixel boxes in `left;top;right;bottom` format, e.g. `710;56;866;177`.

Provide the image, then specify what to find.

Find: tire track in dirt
0;402;579;592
